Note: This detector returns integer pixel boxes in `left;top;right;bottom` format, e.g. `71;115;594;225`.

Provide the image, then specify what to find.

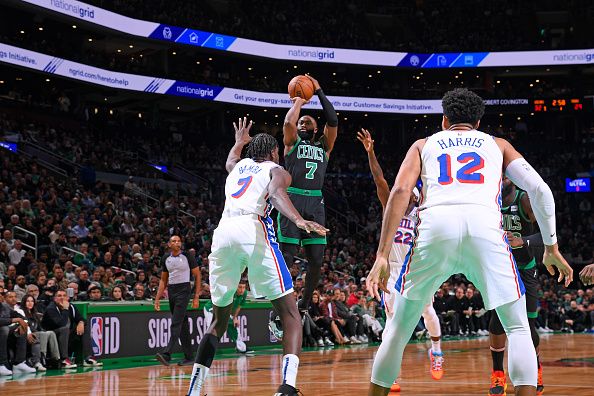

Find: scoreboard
533;98;584;112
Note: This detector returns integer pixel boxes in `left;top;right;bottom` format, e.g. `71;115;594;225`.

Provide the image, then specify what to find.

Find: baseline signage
0;42;533;114
18;0;594;68
83;305;279;359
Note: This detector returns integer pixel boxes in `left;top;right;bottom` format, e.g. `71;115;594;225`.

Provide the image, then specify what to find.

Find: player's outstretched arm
226;117;253;173
357;128;389;209
308;75;338;155
283;97;307;150
269;167;329;236
498;138;573;286
367;139;423;300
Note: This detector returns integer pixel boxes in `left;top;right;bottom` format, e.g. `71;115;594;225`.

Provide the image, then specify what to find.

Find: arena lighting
0;142;18;153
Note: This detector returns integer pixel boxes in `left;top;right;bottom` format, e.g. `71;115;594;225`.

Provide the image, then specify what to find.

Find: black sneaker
155;353;171;366
177;358;194;366
274;383;302;396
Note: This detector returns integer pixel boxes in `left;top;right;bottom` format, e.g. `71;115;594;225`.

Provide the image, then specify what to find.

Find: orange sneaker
390;382;401;393
488;370;507;395
428;349;444;380
536;364;544;395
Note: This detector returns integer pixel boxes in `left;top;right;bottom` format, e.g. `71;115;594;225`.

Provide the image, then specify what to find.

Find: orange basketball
288;75;315;100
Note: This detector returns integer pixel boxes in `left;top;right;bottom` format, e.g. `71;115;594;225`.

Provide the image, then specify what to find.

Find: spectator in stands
20;294;60;370
87;285;105;302
449;287;470;336
110;285;127;302
1;230;14;250
334;289;363;344
562;300;586;333
26;284;39;301
13;275;27;301
77;270;91;292
41;289;89;368
132;283;147;300
71;218;89;239
0;291;35;375
4;291;43;371
8;240;25;269
320;291;348;345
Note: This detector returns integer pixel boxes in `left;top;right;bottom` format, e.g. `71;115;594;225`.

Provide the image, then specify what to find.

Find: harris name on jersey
436;136;484;150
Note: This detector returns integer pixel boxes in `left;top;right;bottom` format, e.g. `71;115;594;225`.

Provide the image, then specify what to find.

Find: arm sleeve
316;89;338;127
505;158;557;245
71;305;85;325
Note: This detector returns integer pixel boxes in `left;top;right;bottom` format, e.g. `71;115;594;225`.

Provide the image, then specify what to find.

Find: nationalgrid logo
50;0;95;19
553;52;594;63
287;48;335;61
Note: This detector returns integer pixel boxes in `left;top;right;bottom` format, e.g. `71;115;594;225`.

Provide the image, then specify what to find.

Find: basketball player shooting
277;75;338;314
365;88;573;396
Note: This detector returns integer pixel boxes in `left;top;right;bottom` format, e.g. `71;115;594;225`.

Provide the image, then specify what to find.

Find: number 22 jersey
388;207;418;283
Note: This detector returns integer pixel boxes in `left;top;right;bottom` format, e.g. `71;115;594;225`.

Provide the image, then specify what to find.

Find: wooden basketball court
0;334;592;395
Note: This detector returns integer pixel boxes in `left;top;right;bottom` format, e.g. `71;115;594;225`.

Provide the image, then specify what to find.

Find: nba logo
163;27;172;39
215;36;224;48
90;317;103;356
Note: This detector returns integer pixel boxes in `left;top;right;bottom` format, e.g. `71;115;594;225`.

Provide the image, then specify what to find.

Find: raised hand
233;117;253;145
305;74;321;91
290;96;309;106
357;129;374;153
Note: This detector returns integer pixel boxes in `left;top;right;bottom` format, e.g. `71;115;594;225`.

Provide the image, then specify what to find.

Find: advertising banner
0;42;532;115
18;0;594;68
83;305;279;359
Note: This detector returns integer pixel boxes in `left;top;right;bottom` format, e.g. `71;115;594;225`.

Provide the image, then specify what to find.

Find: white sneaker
0;365;12;376
324;337;334;346
235;339;247;353
350;336;361;344
34;362;47;372
316;338;324;347
83;358;103;367
362;335;369;343
357;335;367;343
13;362;36;374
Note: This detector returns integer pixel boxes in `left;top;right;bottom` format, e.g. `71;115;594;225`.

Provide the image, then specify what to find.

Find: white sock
187;363;209;396
431;339;442;354
281;354;299;388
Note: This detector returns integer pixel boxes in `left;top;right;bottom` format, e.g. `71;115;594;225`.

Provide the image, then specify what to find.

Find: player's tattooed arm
357;128;389;209
226;117;253;173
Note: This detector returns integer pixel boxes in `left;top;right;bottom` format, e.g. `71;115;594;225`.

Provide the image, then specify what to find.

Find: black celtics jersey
284;137;328;190
501;190;535;265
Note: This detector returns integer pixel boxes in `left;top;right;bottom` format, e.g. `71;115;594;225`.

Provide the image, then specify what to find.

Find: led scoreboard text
533;98;583;112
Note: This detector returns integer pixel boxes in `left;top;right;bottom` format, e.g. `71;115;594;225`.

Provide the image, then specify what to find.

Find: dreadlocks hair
245;133;278;161
441;88;485;125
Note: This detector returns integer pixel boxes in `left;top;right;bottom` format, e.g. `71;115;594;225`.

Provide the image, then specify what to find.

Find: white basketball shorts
209;214;294;307
393;205;525;310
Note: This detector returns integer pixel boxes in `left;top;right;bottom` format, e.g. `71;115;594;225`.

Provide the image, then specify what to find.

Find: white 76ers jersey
419;130;503;214
222;158;280;218
389;207;418;281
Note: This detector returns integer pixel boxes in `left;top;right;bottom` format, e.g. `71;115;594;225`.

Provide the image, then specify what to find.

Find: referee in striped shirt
154;235;201;366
